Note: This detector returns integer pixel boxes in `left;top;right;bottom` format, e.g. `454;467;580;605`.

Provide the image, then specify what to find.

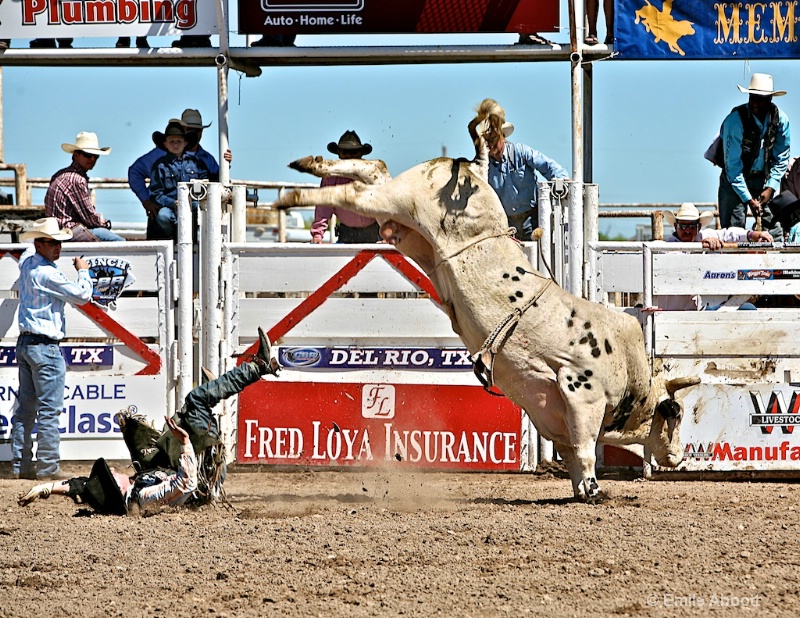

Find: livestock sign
615;0;800;59
238;0;559;35
671;384;800;472
238;381;523;470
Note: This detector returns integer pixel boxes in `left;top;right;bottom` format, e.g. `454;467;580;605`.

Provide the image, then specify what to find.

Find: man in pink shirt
310;131;381;244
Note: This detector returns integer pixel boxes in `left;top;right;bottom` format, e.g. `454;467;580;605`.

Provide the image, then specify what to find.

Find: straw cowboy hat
327;130;373;155
501;121;514;137
664;202;715;228
152;121;198;150
738;73;786;97
180;109;211;129
61;131;111;156
20;217;73;242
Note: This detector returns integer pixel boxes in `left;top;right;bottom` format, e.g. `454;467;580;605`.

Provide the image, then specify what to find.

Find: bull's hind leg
556;367;607;501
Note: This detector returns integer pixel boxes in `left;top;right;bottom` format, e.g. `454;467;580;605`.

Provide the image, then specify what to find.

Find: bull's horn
666;376;701;398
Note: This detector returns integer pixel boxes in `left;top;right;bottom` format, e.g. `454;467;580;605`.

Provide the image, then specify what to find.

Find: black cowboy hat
83;458;128;516
152;121;198;150
768;190;800;228
327;130;372;155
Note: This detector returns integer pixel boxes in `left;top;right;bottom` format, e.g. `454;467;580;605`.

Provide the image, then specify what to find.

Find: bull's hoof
288;156;315;173
576;477;601;502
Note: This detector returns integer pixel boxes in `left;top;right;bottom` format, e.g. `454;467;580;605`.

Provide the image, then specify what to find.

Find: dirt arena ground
1;463;798;617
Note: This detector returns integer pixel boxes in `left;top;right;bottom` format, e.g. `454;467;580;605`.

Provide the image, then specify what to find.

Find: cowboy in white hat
473;98;568;242
665;202;773;249
310;130;381;244
717;73;790;239
45;132;124;242
11;218;92;481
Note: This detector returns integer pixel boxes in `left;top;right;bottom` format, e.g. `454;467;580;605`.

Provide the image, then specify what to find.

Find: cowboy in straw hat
665;202;772;250
717;73;790;240
45;131;124;242
11;218;92;481
311;130;381;244
471;98;568;242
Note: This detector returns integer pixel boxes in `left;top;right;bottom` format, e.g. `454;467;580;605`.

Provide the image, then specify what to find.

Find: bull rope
472;278;554;396
430;228;517;274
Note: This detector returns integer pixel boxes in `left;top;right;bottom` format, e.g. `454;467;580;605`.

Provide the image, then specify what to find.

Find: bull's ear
665;376;701;399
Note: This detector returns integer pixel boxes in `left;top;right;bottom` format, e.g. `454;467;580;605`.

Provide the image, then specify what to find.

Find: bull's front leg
556;367;607;502
289;156;391;185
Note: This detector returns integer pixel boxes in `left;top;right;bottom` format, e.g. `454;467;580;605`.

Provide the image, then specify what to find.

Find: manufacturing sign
615;0;800;59
239;0;559;35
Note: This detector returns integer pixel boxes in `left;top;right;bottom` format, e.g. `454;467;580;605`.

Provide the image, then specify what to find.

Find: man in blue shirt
483;103;569;241
13;218;93;481
719;73;790;239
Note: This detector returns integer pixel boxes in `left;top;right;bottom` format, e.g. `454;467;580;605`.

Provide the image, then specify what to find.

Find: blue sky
1;2;797;238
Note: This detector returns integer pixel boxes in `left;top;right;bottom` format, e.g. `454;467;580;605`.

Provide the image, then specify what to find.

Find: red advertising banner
238;0;559;35
238;381;523;470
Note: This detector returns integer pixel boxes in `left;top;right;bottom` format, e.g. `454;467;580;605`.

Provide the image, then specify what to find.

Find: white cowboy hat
737;73;786;97
180;109;211;129
501;122;514;137
664;202;715;228
20;217;73;242
61;131;111;156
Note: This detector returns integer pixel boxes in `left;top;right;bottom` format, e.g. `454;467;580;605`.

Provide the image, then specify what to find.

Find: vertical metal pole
643;243;654;358
584;183;599;298
568;0;585;298
0;68;4;163
583;63;593;184
215;0;231;186
537;182;552;274
231;184;247;242
202;183;223;377
176;182;194;406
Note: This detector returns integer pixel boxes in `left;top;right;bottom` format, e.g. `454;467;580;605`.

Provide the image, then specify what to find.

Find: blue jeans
718;173;782;238
13;335;65;477
154;207;177;239
90;227;126;242
507;209;535;241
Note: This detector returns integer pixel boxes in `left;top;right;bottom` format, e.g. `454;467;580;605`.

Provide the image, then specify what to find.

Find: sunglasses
76;150;100;159
38;238;62;246
676;222;700;230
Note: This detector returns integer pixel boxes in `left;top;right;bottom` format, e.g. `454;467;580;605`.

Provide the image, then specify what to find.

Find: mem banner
615;0;800;59
238;0;559;35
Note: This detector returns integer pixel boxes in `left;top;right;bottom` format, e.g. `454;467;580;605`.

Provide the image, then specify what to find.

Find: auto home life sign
238;0;559;35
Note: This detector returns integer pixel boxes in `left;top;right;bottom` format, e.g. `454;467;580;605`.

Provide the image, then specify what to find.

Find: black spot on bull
655;399;681;419
606;392;636;432
605;340;613;355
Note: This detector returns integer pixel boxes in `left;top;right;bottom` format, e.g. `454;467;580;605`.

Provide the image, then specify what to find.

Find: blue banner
278;347;473;370
615;0;800;59
0;346;113;367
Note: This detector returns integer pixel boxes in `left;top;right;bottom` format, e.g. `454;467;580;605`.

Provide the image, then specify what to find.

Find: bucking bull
276;100;699;500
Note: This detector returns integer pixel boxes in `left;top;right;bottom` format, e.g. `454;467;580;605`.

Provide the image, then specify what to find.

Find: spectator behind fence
148;122;210;240
650;202;772;311
12;218;92;481
717;73;790;239
472;98;568;242
128;109;230;240
45;132;125;242
310;130;381;244
585;0;614;45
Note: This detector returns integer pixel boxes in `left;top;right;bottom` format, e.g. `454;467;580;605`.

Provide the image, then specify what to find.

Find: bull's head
648;376;701;467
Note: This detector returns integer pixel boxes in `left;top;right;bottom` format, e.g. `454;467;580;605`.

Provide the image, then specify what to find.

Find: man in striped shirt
45;131;125;242
13;218;93;481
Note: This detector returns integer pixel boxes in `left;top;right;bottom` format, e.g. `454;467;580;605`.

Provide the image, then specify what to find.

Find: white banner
0;373;166;462
0;0;219;39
